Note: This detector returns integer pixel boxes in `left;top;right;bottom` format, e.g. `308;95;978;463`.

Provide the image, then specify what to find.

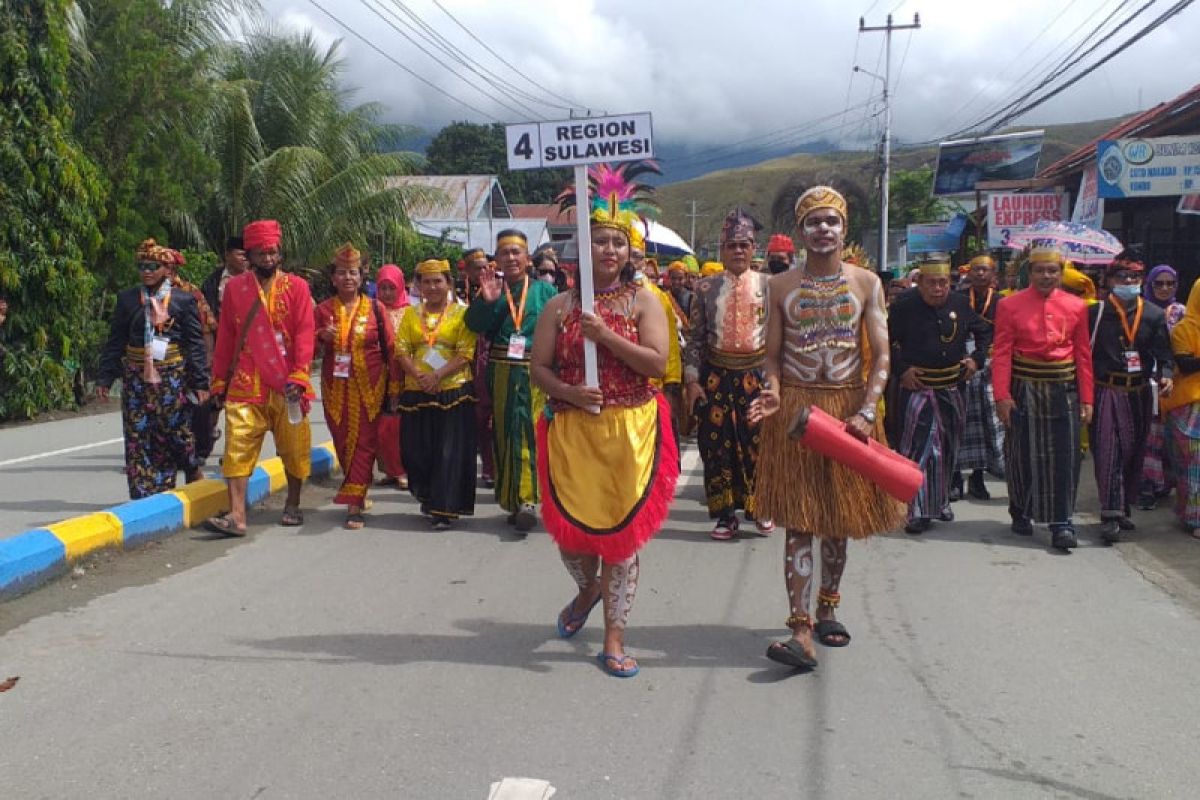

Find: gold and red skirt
536;393;678;561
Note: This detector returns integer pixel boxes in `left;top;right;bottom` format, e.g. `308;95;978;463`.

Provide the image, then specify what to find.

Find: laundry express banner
986;192;1069;248
1097;135;1200;198
505;113;654;170
931;130;1044;196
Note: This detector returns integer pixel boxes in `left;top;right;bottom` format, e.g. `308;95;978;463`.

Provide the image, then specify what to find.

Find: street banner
932;130;1044;196
505;114;655;401
505;113;654;171
1072;166;1105;229
907;220;961;254
1097;135;1200;198
986;192;1069;248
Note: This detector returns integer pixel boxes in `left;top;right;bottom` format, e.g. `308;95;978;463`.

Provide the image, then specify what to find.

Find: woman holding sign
529;187;678;679
395;259;479;531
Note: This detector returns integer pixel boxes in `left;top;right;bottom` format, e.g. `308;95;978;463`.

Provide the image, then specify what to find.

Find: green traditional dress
465;274;558;513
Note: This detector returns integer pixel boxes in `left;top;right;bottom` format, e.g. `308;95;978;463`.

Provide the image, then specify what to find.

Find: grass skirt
756;383;906;538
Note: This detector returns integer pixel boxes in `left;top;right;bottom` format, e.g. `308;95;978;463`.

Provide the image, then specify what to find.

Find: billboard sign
986;192;1069;248
932;130;1045;196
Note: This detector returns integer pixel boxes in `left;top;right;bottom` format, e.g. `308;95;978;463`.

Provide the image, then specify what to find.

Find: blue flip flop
596;652;639;678
556;593;602;639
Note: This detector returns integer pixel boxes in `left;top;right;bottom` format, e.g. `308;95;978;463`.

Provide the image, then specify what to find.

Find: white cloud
257;0;1200;153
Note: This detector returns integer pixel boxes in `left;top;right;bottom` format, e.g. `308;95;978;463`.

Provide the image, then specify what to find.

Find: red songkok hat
1106;255;1145;276
243;219;283;251
767;234;795;255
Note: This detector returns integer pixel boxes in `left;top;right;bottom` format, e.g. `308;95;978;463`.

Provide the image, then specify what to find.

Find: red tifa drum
787;405;923;503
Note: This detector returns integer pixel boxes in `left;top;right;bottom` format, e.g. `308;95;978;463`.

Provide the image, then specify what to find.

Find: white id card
333;352;352;378
506;335;527;360
150;336;169;361
1124;350;1143;373
424;348;448;370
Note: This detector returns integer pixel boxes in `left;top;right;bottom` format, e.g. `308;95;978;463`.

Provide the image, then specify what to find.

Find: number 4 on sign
504;113;655;413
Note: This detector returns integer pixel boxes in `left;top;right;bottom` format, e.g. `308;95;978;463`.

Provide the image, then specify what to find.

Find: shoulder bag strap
222;295;263;391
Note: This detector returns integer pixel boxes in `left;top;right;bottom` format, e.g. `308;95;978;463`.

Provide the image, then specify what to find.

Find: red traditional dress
536;283;680;561
211;269;315;479
315;295;394;506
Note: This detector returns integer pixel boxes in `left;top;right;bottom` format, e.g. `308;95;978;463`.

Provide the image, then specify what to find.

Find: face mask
768;258;789;275
1111;284;1141;301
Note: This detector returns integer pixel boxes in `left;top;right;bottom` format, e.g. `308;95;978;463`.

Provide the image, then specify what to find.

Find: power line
430;0;588;112
384;0;571;114
974;0;1195;135
356;0;541;119
304;0;501;122
948;0;1159;138
837;27;864;148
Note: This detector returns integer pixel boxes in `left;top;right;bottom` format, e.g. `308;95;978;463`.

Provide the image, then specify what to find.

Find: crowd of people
93;179;1200;677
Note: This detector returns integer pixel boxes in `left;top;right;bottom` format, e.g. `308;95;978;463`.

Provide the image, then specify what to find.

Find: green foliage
427;122;571;204
0;0;106;421
195;25;428;269
886;167;949;228
178;249;220;286
70;0;245;291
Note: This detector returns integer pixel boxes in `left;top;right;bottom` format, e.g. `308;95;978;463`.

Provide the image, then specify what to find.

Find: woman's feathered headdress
555;161;661;241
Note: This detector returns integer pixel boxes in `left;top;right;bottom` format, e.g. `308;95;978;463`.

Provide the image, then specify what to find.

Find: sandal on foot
596;652;639;678
344;512;366;530
556;593;602;639
280;506;304;527
203;514;246;538
814;619;851;647
710;517;739;541
765;639;818;669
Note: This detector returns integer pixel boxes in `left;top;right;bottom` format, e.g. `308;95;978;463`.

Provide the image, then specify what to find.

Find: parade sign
505;113;654;171
1097;135;1200;199
932;130;1044;196
986;192;1069;248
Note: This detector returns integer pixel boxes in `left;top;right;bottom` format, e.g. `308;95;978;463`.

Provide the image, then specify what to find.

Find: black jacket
97;285;208;391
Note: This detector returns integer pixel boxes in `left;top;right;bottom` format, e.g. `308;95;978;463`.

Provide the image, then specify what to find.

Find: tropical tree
0;0;106;420
194;26;431;273
68;0;248;290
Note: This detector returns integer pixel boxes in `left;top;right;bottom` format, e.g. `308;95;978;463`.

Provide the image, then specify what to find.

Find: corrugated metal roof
1038;83;1200;180
509;203;577;227
385;175;510;220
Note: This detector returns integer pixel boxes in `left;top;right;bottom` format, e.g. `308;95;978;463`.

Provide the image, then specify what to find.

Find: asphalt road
3;434;1200;799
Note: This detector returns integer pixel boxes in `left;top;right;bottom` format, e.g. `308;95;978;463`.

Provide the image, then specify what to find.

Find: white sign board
505;113;654;171
986;192;1069;248
1072;166;1105;229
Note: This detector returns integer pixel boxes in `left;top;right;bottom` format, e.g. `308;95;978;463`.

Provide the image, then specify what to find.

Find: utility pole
859;12;920;271
685;200;707;251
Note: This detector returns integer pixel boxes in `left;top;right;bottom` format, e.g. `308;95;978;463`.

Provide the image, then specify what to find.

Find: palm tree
194;25;435;270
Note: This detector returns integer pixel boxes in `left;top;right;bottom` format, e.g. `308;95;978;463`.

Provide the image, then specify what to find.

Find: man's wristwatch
857;407;877;424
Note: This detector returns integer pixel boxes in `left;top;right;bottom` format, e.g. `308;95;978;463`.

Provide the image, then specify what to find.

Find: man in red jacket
205;219;315;536
992;248;1094;551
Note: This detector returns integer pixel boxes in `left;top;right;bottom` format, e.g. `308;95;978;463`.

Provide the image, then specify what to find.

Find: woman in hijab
1161;277;1200;536
375;264;409;489
1140;265;1187;508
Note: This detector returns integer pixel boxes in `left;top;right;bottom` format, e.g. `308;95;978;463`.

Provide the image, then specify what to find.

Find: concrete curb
0;441;339;600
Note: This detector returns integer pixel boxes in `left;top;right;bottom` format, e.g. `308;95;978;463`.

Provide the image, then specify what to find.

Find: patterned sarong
1005;377;1081;524
1168;404;1200;528
695;362;762;518
896;385;966;522
120;351;196;499
488;358;544;513
1090;384;1152;517
958;367;1005;476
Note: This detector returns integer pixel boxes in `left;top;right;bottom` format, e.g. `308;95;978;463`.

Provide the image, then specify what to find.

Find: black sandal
280;506;304;526
203;514;247;537
766;639;818;669
814;619;852;647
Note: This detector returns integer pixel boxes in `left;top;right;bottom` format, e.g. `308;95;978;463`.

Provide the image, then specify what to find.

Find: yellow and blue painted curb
0;441;339;600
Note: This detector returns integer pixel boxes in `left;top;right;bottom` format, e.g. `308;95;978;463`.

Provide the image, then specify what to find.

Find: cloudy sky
261;0;1200;160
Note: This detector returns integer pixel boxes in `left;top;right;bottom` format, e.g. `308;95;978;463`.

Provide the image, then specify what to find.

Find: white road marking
0;437;123;467
487;778;557;800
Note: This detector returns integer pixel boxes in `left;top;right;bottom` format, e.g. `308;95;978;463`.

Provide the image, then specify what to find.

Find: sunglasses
137;262;163;272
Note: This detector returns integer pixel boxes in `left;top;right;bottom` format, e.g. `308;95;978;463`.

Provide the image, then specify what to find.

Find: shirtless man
752;186;906;669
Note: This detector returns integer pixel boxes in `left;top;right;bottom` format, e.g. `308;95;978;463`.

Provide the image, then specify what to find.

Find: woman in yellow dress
394;259;478;531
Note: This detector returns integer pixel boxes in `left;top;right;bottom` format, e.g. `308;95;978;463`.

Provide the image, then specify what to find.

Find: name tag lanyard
141;287;173;359
504;274;529;341
1110;295;1144;371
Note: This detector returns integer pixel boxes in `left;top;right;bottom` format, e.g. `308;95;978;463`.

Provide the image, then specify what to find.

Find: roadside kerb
0;441;339;600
